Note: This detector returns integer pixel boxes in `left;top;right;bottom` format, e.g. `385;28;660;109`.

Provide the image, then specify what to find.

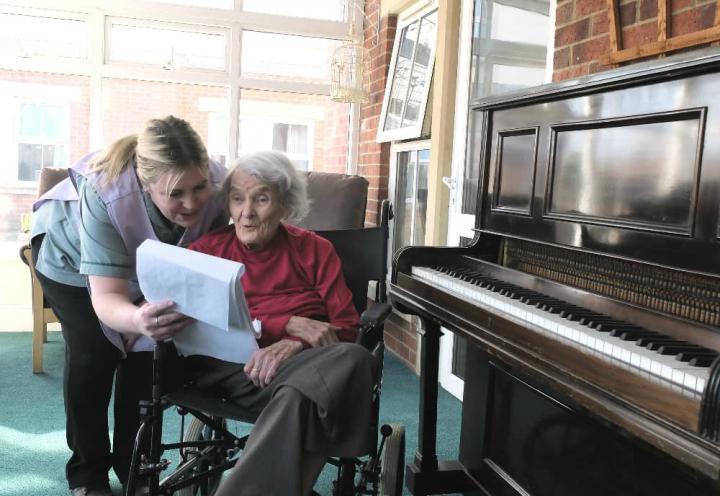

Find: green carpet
0;332;462;495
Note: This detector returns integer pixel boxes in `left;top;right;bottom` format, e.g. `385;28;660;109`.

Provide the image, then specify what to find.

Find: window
377;7;438;142
243;0;346;21
108;20;227;71
100;78;229;158
16;102;69;182
239;119;312;171
463;0;552;215
0;2;356;244
241;31;340;83
0;11;87;61
391;144;430;253
153;0;233;8
238;89;350;172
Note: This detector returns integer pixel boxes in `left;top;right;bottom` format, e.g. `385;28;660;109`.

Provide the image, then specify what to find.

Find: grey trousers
184;342;378;496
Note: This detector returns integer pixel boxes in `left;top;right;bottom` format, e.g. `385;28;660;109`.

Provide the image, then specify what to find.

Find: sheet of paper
137;239;260;363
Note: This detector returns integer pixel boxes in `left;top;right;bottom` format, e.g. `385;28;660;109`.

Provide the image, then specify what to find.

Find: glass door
440;0;554;400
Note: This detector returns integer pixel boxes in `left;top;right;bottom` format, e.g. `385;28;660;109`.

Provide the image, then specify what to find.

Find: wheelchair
124;200;406;496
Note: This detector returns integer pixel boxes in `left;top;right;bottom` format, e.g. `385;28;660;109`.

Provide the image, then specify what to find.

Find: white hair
222;151;309;221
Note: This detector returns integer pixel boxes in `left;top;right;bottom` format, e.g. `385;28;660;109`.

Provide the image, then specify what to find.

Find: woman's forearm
90;290;142;334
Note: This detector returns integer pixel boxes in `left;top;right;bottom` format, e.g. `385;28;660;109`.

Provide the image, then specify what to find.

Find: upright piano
390;49;720;496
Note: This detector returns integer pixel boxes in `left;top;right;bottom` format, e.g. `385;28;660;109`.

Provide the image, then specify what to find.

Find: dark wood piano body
389;48;720;496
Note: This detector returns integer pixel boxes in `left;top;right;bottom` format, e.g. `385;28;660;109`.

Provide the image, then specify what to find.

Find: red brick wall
357;0;395;227
553;0;719;80
356;2;419;371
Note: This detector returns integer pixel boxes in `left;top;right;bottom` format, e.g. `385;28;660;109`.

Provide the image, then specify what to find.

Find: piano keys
389;49;720;496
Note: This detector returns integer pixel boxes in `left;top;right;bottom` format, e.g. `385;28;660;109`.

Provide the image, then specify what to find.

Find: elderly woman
185;151;377;496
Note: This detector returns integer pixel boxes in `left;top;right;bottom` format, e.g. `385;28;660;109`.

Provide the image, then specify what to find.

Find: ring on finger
156;316;160;327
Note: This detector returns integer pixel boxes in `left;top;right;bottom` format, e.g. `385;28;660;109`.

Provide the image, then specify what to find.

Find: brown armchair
20;167;69;373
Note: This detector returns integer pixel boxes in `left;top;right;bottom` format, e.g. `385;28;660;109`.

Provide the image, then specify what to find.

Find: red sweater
189;223;359;347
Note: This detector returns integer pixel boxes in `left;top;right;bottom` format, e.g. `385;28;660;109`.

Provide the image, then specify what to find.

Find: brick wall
553;0;718;80
357;0;396;227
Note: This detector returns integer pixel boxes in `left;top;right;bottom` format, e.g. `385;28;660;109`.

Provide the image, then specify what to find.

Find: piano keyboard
412;265;718;395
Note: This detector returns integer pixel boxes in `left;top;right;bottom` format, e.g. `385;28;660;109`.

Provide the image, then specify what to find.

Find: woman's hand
244;339;303;388
131;300;194;341
285;316;340;348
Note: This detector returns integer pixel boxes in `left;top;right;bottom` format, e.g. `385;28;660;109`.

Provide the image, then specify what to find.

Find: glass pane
392;151;416;251
238;89;350;173
18;143;42;181
241;31;338;83
243;0;346;21
402;11;437;128
491;3;549;46
383;23;417;131
101;78;229;156
0;13;86;59
492;64;546;94
110;23;226;71
413;149;429;245
154;0;233;8
20;103;67;140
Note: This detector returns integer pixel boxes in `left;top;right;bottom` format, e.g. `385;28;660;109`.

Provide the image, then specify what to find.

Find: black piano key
656;344;705;356
676;351;719;362
645;340;687;351
689;356;717;367
595;323;642;333
636;336;681;346
581;319;628;329
613;329;660;340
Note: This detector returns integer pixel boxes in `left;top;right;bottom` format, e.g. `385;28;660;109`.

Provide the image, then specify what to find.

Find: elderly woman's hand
244;339;303;387
132;300;194;341
285;316;340;348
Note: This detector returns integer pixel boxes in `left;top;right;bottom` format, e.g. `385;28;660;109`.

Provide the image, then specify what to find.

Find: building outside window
16;102;68;182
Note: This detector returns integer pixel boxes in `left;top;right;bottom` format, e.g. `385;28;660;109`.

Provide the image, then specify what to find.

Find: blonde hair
89;116;209;188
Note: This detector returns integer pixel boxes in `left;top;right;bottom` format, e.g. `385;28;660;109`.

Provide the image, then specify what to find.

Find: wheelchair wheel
177;417;226;496
378;424;405;496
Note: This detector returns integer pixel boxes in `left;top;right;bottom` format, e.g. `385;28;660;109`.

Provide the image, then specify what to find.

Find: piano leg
406;318;476;495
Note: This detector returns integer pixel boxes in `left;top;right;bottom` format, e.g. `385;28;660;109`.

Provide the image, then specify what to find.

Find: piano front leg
406;316;477;495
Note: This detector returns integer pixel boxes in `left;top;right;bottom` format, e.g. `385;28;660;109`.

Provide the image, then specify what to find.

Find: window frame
376;4;438;143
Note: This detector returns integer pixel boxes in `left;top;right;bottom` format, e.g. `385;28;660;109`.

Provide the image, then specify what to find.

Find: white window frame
14;99;70;185
376;3;438;143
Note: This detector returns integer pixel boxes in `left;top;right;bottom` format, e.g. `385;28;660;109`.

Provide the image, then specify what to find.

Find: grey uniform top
31;176;186;286
78;181;185;280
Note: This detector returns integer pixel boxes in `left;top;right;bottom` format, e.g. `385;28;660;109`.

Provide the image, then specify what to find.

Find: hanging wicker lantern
330;37;369;103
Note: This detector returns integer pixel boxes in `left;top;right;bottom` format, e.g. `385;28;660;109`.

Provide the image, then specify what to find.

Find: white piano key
411;266;710;395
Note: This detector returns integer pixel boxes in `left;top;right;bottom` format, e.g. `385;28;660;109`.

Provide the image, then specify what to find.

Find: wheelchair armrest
357;302;392;349
360;302;392;327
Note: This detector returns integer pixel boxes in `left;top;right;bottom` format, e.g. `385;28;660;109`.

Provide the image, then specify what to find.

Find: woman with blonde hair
30;116;227;496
